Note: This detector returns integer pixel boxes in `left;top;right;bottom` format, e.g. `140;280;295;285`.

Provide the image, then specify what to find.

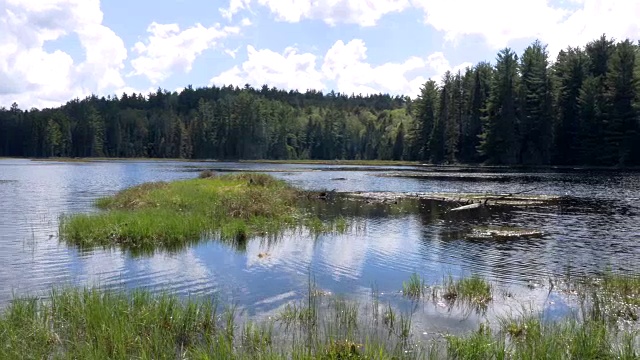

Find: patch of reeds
402;272;426;298
0;285;425;359
3;272;639;359
447;271;640;359
59;173;347;253
448;314;638;359
441;274;493;309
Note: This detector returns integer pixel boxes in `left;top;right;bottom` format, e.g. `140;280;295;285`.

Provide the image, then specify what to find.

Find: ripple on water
0;160;639;321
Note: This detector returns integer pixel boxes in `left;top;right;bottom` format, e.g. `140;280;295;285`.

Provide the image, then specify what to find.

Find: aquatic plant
2;270;640;359
441;274;493;308
402;272;426;298
59;173;347;253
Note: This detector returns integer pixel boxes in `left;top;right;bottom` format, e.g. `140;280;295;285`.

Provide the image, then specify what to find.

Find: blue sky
1;0;639;109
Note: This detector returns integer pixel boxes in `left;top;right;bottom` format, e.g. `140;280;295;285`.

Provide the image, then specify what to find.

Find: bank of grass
447;271;640;360
60;173;346;253
1;272;639;359
448;312;639;359
0;287;425;360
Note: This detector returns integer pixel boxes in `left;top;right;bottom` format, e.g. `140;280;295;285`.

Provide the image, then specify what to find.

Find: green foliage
402;272;426;298
441;274;493;309
59;173;345;254
480;48;520;165
520;40;553;165
1;35;638;166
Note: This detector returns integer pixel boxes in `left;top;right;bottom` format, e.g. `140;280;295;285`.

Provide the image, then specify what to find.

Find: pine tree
392;122;405;160
553;47;588;164
411;80;438;161
519;40;553;165
480;48;520;165
444;71;460;163
604;40;638;166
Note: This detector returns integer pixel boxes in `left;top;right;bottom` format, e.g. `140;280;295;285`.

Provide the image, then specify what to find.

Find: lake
1;158;638;334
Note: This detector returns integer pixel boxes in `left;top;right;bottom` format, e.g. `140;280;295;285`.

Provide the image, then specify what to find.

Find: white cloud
222;0;410;26
211;45;325;91
211;39;471;97
411;0;568;49
224;46;241;59
410;0;640;58
219;0;252;21
542;0;640;58
0;0;127;109
130;22;240;84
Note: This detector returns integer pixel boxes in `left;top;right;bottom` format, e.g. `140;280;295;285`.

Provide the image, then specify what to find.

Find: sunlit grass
402;272;426;298
2;271;640;359
441;274;493;308
59;173;347;253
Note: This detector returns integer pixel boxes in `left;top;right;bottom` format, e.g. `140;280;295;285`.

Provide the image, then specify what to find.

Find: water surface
1;159;638;331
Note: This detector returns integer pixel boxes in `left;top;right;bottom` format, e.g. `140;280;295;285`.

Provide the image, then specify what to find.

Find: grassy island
60;173;345;252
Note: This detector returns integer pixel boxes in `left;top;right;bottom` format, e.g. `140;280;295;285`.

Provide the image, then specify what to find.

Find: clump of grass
449;314;639;359
601;271;640;307
446;323;506;359
441;274;493;308
198;169;216;178
402;272;426;298
60;173;346;253
0;288;223;359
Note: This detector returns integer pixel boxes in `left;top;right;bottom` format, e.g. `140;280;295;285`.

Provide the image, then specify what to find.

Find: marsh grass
448;315;639;359
440;274;493;309
601;271;640;308
446;271;640;360
403;272;426;298
2;271;640;359
60;173;347;253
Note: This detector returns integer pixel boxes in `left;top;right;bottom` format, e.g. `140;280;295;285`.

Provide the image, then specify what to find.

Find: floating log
449;203;484;212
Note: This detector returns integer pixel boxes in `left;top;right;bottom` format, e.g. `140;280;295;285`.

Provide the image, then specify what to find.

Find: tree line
1;35;638;166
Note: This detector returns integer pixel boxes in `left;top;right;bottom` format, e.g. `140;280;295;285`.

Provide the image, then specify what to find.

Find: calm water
1;159;639;328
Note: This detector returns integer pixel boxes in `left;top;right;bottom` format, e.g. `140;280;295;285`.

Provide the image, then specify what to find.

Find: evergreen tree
519;40;553;164
553;47;589;164
392;122;405;160
604;40;639;165
480;48;520;165
411;80;438;160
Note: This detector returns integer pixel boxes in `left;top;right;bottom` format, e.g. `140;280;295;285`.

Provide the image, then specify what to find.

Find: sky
1;0;639;109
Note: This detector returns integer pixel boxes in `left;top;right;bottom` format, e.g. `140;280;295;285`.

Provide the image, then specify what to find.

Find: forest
1;35;639;166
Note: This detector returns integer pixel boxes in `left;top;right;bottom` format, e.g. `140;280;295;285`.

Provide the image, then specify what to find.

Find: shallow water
0;159;638;333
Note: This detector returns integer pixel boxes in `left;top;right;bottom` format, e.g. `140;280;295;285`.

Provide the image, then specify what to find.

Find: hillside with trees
1;35;638;166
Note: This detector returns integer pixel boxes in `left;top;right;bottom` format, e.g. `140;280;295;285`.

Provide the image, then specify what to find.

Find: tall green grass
440;274;493;310
60;173;347;253
0;287;422;359
403;272;426;298
2;273;638;359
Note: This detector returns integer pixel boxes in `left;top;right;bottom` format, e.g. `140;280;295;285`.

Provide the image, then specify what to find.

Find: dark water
1;159;638;329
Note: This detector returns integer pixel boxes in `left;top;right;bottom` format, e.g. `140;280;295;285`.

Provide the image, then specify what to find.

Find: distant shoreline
1;157;638;171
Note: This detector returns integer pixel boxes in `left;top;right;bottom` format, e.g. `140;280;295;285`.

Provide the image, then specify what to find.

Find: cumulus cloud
411;0;568;49
411;0;640;58
220;0;639;58
211;45;325;91
219;0;252;21
211;39;471;97
541;0;640;58
130;22;240;84
221;0;410;26
0;0;127;109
